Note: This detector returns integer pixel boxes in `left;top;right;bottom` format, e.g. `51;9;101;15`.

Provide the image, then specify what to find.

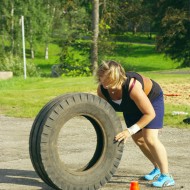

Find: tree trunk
91;0;99;76
133;24;137;35
30;40;34;59
1;34;5;51
11;3;15;53
31;47;34;59
45;43;49;60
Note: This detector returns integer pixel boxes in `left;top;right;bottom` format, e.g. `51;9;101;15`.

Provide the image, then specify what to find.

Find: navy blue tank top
100;72;162;114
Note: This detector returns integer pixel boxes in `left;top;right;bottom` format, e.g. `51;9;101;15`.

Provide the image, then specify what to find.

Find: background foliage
0;0;190;77
0;0;189;128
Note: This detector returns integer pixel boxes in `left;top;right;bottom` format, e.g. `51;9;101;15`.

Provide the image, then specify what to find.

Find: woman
96;60;175;188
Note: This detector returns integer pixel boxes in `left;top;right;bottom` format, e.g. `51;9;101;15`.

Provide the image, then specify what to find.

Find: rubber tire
29;93;124;190
29;93;79;188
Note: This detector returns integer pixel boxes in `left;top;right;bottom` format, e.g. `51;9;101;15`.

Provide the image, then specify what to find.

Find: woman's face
99;76;120;90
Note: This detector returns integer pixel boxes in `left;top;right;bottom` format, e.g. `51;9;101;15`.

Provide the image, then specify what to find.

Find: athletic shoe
144;168;161;180
152;174;175;187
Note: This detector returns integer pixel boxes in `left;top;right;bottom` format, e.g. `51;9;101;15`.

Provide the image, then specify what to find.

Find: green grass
23;33;181;76
0;77;97;118
0;33;189;128
112;32;157;44
105;43;179;71
110;33;181;72
164;104;190;128
27;42;61;75
0;74;189;128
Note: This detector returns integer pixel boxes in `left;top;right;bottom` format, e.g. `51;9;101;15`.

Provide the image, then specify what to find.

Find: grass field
27;33;180;76
0;33;189;128
0;76;96;117
0;73;189;128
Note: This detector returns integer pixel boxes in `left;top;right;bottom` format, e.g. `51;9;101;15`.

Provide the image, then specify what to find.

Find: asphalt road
0;115;190;190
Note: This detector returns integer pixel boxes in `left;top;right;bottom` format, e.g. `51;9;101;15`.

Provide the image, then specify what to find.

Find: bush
0;53;40;77
58;46;91;77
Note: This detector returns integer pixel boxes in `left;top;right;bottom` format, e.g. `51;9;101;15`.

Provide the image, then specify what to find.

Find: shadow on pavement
0;169;52;189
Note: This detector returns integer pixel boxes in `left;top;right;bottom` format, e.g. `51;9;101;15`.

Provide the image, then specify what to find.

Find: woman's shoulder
126;71;141;77
125;71;139;83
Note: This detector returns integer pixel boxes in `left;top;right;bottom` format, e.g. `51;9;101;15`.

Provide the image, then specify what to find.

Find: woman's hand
114;129;131;143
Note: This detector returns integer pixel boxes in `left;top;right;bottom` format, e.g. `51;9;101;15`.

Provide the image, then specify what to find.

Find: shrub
0;53;40;77
58;46;91;77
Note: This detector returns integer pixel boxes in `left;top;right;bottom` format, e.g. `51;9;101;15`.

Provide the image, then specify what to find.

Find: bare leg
132;131;159;168
142;128;169;174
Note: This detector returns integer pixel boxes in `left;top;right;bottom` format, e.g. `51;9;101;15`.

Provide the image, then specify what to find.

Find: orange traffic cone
130;181;140;190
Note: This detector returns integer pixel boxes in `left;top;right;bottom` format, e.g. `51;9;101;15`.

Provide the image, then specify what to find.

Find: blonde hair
96;60;126;87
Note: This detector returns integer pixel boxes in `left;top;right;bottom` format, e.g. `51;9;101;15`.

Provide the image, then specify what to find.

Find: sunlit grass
27;42;61;74
0;77;97;118
23;33;181;76
0;74;189;128
0;33;189;128
105;43;179;71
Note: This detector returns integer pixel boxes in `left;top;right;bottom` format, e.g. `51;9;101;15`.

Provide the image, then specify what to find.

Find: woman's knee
143;129;159;147
132;135;146;147
144;136;159;147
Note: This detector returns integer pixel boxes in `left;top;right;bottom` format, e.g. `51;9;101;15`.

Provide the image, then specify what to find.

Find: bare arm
129;79;155;128
115;78;155;143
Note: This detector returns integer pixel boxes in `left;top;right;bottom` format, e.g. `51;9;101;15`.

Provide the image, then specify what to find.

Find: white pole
21;15;27;79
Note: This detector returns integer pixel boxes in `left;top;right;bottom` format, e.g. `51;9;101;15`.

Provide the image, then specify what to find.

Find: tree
141;0;159;38
109;0;149;34
156;0;190;67
91;0;99;76
52;0;92;76
0;14;6;52
0;0;21;54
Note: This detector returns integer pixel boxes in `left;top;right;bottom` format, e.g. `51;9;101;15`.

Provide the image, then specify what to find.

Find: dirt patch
161;82;190;106
0;115;190;190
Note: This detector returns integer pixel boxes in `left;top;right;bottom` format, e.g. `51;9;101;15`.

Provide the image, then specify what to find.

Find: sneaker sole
152;180;175;188
163;181;175;187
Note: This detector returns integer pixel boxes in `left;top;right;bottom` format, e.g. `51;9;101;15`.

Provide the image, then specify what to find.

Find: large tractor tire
29;93;124;190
